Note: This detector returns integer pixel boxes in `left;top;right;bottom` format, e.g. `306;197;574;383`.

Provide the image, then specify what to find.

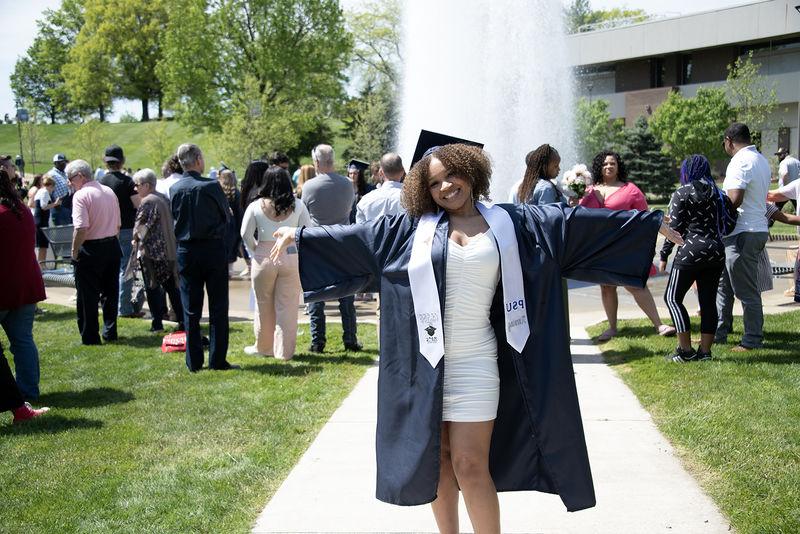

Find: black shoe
102;334;118;342
211;363;241;371
696;350;713;361
149;326;164;333
344;342;363;352
309;343;325;353
667;346;697;363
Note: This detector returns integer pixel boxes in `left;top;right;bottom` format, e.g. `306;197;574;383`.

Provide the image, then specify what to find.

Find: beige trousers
251;241;302;359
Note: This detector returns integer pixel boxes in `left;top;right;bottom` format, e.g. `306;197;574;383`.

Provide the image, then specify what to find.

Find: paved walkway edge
252;325;733;534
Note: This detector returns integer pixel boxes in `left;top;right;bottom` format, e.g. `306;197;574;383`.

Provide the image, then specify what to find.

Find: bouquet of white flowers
563;164;592;198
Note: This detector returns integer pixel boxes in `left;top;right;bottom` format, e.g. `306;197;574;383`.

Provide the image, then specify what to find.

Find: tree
726;51;778;146
342;0;401;163
650;88;734;165
573;98;623;164
564;0;646;33
616;116;675;199
11;0;85;123
72;120;108;169
161;0;352;132
343;82;396;164
20;104;44;175
67;0;168;121
63;33;115;121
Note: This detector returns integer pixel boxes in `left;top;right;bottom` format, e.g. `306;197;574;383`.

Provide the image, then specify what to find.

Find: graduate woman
271;140;682;534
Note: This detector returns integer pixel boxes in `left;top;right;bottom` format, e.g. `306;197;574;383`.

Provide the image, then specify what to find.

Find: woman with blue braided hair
659;155;731;362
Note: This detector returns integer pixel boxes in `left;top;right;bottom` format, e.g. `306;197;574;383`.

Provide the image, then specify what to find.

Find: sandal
657;324;676;337
597;328;617;342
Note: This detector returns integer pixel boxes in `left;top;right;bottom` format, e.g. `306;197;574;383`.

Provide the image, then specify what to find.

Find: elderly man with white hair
66;159;122;345
127;169;184;333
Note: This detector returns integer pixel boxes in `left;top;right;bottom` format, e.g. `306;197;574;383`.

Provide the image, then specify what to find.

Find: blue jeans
118;228;135;315
716;232;769;348
0;304;40;400
308;296;358;347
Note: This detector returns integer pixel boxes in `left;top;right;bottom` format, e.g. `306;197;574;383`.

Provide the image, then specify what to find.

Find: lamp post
15;107;28;175
587;82;594;103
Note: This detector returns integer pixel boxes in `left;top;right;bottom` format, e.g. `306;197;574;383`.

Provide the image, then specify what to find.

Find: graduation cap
411;129;484;167
347;159;369;172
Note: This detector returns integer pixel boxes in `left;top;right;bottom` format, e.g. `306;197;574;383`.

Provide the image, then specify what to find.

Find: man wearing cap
98;145;141;318
355;153;405;224
65;159;122;345
49;153;72;225
773;147;799;212
170;143;237;372
300;144;361;353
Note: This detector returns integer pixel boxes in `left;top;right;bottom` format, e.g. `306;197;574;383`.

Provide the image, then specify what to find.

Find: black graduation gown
296;203;663;512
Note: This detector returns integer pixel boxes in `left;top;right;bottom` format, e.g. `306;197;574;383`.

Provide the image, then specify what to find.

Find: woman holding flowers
508;144;569;206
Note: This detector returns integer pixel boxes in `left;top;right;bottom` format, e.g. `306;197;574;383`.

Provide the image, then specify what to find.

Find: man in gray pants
716;123;770;351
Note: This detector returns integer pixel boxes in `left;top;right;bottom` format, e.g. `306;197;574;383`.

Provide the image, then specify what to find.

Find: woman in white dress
241;166;311;360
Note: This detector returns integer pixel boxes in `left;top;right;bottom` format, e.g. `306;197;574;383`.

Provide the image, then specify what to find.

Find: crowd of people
0;120;797;533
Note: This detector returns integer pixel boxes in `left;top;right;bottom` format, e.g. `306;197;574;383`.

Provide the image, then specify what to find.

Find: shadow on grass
38;387;135;409
292;353;376;366
243;362;323;376
34;308;75;323
0;415;103;436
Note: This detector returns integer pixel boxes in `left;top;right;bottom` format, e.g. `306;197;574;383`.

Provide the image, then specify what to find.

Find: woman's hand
568;196;580;207
270;226;298;262
659;260;668;274
659;218;684;246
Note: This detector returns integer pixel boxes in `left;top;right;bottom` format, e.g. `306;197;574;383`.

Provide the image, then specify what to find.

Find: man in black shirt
170;143;236;372
98;145;141;318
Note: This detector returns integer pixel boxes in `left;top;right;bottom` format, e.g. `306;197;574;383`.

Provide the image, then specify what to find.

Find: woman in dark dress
270;143;682;533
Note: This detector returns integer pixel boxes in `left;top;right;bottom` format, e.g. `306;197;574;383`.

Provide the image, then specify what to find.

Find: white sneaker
244;345;269;356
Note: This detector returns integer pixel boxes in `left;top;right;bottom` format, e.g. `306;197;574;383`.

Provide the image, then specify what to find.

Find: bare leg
676;332;692;351
431;422;459;534
449;421;500;534
699;333;715;354
624;285;665;328
599;285;618;339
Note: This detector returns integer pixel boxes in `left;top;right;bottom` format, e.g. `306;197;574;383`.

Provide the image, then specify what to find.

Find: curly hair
259;165;296;217
218;169;238;204
402;144;492;218
591;151;627;184
0;169;23;219
517;144;559;203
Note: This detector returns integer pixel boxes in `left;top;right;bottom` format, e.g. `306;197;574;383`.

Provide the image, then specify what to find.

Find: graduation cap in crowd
347;159;369;172
410;129;484;167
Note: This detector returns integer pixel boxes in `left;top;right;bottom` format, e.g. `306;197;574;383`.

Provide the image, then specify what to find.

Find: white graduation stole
408;202;530;368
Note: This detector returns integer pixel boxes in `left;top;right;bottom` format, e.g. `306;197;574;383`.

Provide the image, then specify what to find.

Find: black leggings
664;265;723;334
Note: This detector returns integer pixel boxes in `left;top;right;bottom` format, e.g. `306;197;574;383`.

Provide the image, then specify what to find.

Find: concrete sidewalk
252;325;732;534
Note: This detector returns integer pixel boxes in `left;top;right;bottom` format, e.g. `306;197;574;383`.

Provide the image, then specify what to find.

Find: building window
778;127;790;153
680;54;692;85
650;57;665;88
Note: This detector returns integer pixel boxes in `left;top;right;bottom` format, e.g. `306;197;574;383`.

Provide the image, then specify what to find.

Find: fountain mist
397;0;575;201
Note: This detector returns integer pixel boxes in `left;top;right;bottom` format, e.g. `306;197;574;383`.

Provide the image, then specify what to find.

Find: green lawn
587;313;800;534
0;304;376;533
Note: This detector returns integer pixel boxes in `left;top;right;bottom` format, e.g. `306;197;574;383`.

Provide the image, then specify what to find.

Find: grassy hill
0;120;354;178
0;121;219;177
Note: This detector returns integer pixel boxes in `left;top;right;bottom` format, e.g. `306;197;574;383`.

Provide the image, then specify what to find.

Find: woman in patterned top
129;169;184;332
659;155;727;362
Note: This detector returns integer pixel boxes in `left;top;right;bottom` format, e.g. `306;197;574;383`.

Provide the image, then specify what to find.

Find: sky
1;0;755;123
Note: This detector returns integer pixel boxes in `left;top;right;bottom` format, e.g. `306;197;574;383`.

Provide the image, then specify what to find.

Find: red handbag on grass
161;331;187;353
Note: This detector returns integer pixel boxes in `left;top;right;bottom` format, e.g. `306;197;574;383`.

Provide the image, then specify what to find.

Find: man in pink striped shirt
67;159;122;345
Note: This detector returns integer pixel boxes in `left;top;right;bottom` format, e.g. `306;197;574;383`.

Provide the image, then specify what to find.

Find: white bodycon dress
442;229;501;422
